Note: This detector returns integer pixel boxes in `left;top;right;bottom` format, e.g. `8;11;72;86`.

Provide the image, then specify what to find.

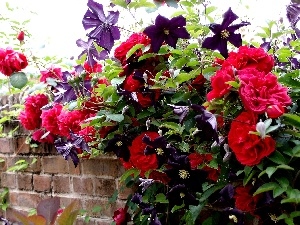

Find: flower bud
17;31;25;42
256;119;266;139
266;104;285;119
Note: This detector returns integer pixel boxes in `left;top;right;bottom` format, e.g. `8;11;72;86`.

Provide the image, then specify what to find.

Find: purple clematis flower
82;0;120;51
104;134;131;161
143;14;190;53
54;132;90;167
202;7;250;58
76;38;108;66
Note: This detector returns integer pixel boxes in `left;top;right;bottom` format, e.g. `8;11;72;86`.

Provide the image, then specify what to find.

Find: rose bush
2;0;300;224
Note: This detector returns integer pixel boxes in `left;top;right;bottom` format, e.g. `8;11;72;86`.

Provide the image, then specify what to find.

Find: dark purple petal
227;33;242;48
155;14;170;29
209;23;222;34
169;15;186;28
287;4;300;26
218;39;229;58
172;27;190;39
221;7;238;29
165;34;178;48
202;35;222;51
227;21;251;32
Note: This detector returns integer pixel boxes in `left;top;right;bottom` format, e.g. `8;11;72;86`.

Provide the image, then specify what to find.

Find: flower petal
221;7;238;28
202;35;222;51
228;33;242;48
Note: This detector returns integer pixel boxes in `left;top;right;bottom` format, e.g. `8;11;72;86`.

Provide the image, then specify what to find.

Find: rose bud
17;31;25;42
266;104;285;119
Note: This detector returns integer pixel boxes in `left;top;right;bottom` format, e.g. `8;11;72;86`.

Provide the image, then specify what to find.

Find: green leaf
268;151;287;165
276;164;294;171
120;168;140;183
57;201;80;225
138;53;155;62
253;182;278;196
188;204;204;223
266;167;277;178
126;44;144;59
171;203;185;213
282;114;299;129
155;193;169;204
10;72;28;89
106;114;124;122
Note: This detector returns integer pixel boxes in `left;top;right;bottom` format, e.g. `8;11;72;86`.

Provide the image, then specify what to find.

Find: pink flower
0;47;28;76
32;129;55;144
113;207;130;225
238;68;291;114
207;66;235;101
266;104;286;118
58;110;87;137
41;104;63;135
223;45;274;73
19;94;49;130
40;66;63;82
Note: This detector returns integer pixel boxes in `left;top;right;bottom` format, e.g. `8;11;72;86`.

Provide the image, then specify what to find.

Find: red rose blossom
189;74;206;91
228;111;276;166
58;109;88;137
222;45;274;73
114;33;151;65
0;47;28;76
123;74;144;92
40;66;63;82
207;66;235;101
234;185;260;215
32;129;55;144
266;104;286;118
126;131;159;176
41;103;63;135
113;207;131;225
19;94;49;130
238;68;291;114
136;90;160;108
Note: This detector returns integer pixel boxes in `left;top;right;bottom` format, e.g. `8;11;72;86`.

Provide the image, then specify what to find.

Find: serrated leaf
106;114;124;122
266;167;277;178
10;72;28;89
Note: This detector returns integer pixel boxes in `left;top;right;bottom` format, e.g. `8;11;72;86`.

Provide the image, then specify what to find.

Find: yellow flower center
115;141;123;147
221;29;230;39
156;148;164;155
179;192;185;198
179;170;190;179
164;29;170;35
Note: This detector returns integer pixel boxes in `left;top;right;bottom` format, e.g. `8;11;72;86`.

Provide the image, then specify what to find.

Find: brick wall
0;122;130;225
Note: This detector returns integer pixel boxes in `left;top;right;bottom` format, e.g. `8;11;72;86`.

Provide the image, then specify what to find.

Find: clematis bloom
143;14;190;53
202;7;250;58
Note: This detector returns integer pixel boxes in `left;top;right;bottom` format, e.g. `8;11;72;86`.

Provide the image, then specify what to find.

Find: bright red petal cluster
0;47;28;76
234;185;260;215
228;111;276;166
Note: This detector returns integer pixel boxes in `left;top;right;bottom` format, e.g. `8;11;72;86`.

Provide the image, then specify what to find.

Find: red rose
0;47;28;76
148;170;170;184
40;66;63;82
114;33;151;65
123;74;144;92
188;153;219;182
234;185;260;215
136;89;160;108
228;111;276;166
84;61;102;74
189;74;206;91
19;94;49;130
58;109;87;137
223;45;274;73
32;129;55;144
17;31;25;42
41;103;63;135
238;68;291;114
207;66;235;101
127;131;159;176
113;207;130;225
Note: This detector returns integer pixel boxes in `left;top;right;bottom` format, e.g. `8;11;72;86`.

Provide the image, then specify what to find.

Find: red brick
94;218;113;225
0;155;7;172
81;157;121;178
55;196;83;209
116;179;136;200
42;156;69;174
33;174;52;192
94;178;115;197
73;177;93;195
75;217;95;225
83;198;113;217
6;156;41;173
0;138;16;154
69;160;81;175
1;172;16;189
53;176;71;193
15;137;30;154
9;191;42;208
17;173;32;191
